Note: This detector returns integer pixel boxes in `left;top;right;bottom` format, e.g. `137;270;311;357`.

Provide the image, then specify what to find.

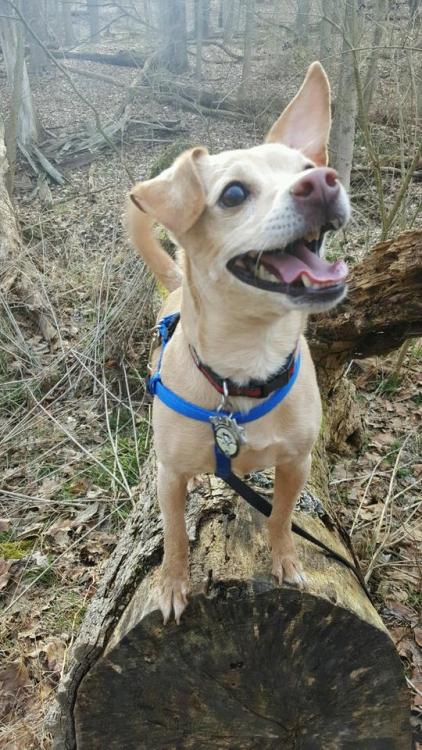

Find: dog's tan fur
127;63;350;623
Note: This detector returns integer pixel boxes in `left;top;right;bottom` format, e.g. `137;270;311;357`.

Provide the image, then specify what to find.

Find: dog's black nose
291;167;340;206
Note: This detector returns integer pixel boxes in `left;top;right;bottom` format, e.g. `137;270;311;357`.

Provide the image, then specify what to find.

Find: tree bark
295;0;311;36
0;0;38;148
363;0;388;115
330;0;359;192
158;0;188;74
47;231;421;749
222;0;237;44
87;0;100;40
308;229;422;373
238;0;255;103
22;0;51;74
54;49;145;67
62;0;76;46
319;0;333;73
195;0;203;81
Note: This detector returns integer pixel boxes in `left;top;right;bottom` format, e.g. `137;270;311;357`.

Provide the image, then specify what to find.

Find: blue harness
147;313;301;481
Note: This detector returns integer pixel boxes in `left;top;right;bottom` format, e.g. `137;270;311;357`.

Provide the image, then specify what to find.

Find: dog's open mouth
227;229;348;301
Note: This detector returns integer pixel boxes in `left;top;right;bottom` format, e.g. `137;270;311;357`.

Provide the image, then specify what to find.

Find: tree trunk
195;0;210;37
0;0;38;148
222;0;237;44
363;0;388;115
47;230;421;749
195;0;203;81
295;0;311;36
330;0;359;191
319;0;333;71
22;0;50;74
238;0;255;103
62;0;76;46
87;0;100;40
158;0;188;73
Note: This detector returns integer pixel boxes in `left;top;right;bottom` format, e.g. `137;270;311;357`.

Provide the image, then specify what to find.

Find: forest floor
0;14;421;750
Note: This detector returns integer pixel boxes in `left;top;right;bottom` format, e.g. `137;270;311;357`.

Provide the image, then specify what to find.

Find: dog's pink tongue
261;244;348;284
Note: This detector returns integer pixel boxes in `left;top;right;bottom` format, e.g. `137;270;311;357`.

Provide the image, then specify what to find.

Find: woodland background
0;1;420;747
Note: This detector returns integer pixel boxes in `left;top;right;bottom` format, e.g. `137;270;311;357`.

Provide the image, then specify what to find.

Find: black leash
222;471;372;602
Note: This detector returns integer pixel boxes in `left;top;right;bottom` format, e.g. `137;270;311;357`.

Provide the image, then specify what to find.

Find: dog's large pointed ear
266;62;331;166
129;147;207;234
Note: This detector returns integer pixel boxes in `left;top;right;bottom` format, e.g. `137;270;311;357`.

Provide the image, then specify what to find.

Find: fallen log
48;231;421;749
49;463;410;749
52;49;146;68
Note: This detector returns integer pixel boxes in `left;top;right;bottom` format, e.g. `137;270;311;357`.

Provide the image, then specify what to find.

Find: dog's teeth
301;274;311;287
256;265;275;281
304;229;321;242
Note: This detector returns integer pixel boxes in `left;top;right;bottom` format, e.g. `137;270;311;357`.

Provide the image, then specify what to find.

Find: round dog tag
210;415;246;458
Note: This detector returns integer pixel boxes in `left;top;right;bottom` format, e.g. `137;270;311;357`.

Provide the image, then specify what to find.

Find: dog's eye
303;163;314;171
219;182;249;208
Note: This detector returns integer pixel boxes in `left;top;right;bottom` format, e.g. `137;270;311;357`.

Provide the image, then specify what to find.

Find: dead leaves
0;661;30;721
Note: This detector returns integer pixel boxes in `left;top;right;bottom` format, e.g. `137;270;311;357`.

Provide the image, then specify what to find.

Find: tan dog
128;62;350;624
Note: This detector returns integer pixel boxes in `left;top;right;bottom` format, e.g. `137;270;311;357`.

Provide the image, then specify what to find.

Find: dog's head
130;62;350;313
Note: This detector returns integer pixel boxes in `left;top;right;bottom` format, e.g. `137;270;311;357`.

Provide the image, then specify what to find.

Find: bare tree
158;0;188;74
62;0;76;46
319;0;333;70
295;0;311;36
363;0;388;114
330;0;359;192
0;0;38;155
87;0;100;39
222;0;238;44
22;0;50;74
239;0;255;102
195;0;203;81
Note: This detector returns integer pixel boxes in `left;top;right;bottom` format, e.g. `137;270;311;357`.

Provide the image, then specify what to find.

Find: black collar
190;344;297;399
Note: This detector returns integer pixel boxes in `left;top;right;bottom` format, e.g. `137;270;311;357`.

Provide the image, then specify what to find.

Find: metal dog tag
210;415;246;458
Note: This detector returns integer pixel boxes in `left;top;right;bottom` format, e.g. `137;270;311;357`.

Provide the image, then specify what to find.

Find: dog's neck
180;269;307;386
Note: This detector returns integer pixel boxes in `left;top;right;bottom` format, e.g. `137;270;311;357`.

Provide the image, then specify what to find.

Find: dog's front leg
157;463;190;624
267;456;311;587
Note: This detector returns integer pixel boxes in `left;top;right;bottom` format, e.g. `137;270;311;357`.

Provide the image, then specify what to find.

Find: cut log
49;460;410;750
47;231;420;748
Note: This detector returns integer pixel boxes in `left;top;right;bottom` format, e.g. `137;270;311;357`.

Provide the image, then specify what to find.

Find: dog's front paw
270;534;307;588
272;553;307;588
159;566;190;625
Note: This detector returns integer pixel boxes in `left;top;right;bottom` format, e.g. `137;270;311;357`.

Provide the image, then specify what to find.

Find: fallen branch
61;63;126;88
52;49;145;68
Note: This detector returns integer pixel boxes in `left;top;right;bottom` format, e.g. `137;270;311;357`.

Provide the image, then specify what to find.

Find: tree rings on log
58;469;411;750
75;588;409;749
